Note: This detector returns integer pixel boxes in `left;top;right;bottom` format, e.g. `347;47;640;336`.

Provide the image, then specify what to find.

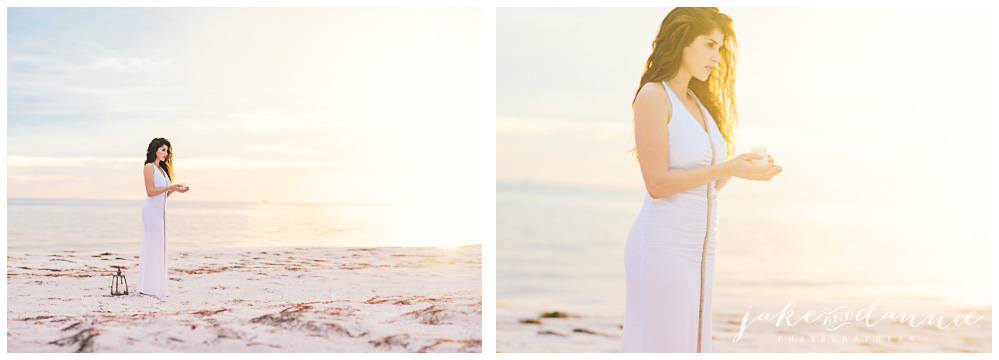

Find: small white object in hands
750;146;768;166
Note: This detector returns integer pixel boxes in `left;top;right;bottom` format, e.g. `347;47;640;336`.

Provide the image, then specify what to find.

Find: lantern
111;268;129;296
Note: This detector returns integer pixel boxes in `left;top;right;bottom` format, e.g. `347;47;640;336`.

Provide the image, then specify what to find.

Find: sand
7;245;481;352
497;298;991;353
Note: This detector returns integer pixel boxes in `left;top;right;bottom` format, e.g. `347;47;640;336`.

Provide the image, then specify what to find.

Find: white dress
621;82;727;352
138;165;170;296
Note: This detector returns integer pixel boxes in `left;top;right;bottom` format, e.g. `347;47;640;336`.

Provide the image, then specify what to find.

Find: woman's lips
705;66;714;71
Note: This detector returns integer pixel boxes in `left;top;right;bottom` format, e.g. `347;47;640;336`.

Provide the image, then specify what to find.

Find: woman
622;8;782;352
138;138;189;296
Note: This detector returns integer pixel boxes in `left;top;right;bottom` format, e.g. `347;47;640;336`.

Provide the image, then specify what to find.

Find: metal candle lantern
111;268;129;296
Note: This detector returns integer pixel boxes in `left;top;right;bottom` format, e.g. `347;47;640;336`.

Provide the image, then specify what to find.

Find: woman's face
156;145;169;162
682;29;724;82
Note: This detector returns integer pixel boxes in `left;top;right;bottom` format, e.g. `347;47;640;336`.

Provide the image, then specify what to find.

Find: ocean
497;181;991;317
7;198;469;253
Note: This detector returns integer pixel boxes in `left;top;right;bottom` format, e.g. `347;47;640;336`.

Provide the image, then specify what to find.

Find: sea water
497;181;991;317
7;198;466;252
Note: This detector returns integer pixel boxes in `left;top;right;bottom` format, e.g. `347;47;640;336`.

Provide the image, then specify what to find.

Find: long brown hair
144;137;173;181
631;7;738;160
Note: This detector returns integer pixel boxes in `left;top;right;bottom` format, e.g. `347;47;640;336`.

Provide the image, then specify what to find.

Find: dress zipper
694;94;715;353
162;168;167;280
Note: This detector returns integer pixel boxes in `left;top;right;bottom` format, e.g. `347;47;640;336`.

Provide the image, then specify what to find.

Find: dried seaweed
48;328;98;352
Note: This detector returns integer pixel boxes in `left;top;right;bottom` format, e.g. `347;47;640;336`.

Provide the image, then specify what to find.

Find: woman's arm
144;164;177;197
716;154;777;193
634;83;734;199
714;177;732;193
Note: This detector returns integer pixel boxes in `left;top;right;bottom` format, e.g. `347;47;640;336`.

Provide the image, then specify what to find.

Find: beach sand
497;298;991;353
7;245;481;352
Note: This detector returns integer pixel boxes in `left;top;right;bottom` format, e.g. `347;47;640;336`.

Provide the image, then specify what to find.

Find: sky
497;7;991;305
8;8;482;211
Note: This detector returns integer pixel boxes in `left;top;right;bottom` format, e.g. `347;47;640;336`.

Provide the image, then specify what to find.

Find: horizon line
6;197;411;207
497;179;645;192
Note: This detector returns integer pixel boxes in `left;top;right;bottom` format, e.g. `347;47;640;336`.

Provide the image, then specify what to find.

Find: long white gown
621;82;727;352
138;165;170;296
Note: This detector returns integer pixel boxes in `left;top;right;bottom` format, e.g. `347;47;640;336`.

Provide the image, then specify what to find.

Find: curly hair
144;137;173;181
631;7;738;160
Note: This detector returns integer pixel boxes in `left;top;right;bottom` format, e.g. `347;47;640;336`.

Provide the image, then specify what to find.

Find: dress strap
659;80;678;101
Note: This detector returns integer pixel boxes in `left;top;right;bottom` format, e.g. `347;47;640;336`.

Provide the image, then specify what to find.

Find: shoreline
7;246;482;352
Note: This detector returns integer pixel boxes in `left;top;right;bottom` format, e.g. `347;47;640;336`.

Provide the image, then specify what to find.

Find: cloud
6;8;482;206
246;146;315;156
7;155;323;170
233;108;366;133
7;155;135;168
8;174;82;182
497;115;629;143
179;156;324;170
236;111;325;132
91;56;174;70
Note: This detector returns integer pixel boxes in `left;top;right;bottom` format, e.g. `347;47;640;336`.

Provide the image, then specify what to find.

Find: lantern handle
122;268;129;295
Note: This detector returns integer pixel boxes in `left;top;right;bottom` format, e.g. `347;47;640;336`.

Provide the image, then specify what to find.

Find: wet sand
497;298;991;353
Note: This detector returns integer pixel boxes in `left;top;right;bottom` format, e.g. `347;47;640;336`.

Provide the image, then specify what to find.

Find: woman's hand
724;153;782;181
170;184;187;192
178;185;190;193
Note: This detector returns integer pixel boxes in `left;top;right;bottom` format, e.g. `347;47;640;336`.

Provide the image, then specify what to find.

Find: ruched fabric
138;165;170;296
621;82;727;352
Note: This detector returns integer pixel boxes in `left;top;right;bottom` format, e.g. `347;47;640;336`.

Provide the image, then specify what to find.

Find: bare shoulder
634;81;672;124
143;163;154;172
637;81;666;96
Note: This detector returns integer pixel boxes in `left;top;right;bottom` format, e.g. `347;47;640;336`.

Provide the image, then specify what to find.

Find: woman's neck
665;71;693;100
